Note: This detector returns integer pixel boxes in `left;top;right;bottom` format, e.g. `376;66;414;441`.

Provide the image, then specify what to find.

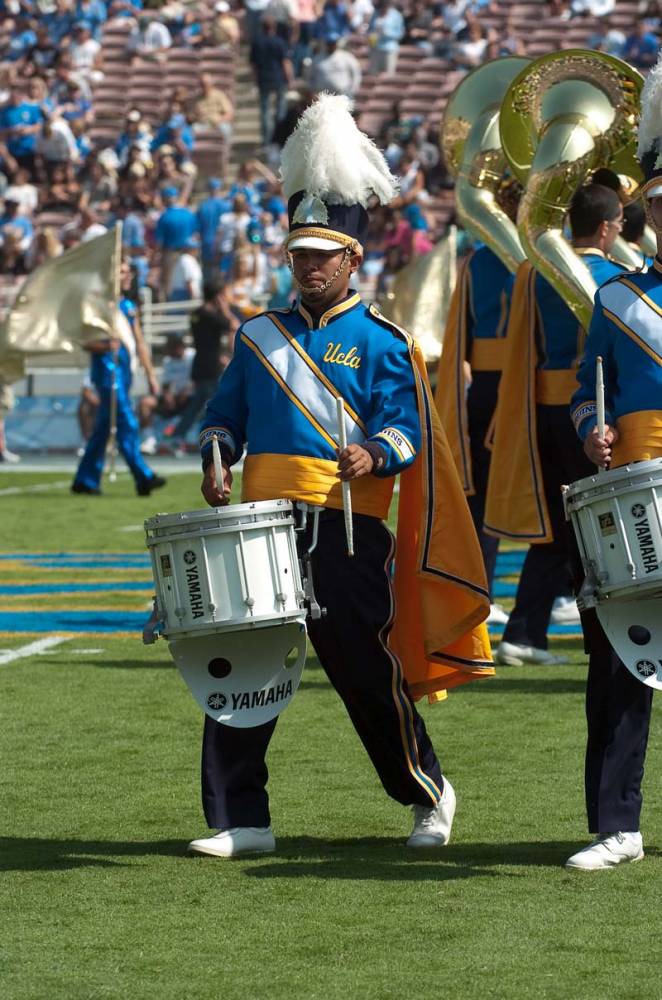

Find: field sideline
1;471;661;1000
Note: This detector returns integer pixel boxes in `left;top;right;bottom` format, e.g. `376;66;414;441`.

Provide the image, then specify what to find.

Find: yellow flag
379;229;457;364
0;226;121;380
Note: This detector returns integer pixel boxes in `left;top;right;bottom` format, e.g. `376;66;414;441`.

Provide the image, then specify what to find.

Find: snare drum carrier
564;458;662;689
143;500;323;726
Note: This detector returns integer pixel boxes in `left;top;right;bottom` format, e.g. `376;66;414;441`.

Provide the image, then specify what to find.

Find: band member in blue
565;63;662;868
72;261;166;497
188;95;492;858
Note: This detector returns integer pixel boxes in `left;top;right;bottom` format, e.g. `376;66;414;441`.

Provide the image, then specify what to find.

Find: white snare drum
145;500;305;639
564;458;662;604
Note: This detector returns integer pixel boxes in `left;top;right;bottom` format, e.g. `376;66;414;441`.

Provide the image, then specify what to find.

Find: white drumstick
336;395;354;557
596;355;606;475
212;434;224;497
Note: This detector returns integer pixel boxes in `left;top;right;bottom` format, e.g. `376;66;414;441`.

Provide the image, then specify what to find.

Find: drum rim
144;498;294;530
565;457;662;499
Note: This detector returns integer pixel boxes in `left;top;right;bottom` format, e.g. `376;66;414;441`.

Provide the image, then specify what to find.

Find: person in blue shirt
368;0;405;74
491;183;625;667
155;186;197;299
44;0;77;46
72;261;165;496
0;85;43;177
622;21;659;69
196;177;232;279
151;110;195;168
76;0;107;40
315;0;351;41
5;16;37;62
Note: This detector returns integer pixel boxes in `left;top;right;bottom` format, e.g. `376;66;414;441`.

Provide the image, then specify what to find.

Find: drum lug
577;567;601;611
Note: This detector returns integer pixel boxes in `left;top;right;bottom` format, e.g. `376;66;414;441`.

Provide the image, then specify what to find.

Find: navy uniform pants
503;403;594;650
74;381;155;492
581;610;654;833
201;509;444;829
466;369;500;596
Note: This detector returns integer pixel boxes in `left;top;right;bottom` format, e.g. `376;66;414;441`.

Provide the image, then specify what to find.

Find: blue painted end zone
0;611;146;633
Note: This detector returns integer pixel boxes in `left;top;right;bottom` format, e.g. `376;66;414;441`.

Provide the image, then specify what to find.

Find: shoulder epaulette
367;303;413;345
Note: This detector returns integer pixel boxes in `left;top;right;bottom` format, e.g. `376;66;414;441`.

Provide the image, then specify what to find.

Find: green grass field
1;471;661;1000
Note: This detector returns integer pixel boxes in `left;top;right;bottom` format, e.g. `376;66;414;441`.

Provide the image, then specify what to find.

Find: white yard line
0;636;67;664
0;479;70;497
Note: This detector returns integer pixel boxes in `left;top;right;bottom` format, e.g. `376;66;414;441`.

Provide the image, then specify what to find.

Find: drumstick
212;434;224;498
596;355;606;475
336;396;354;557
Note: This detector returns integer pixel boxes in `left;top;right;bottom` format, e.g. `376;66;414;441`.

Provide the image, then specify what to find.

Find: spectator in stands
206;1;241;48
27;77;55;117
308;34;362;98
154;149;194;203
152;107;195;170
138;333;195;455
441;0;470;37
40;161;82;211
80;157;117;212
454;14;488;67
381;101;422;170
403;0;433;52
127;14;173;63
250;15;293;147
113;198;149;287
69;21;104;83
226;247;265;317
291;0;318;75
115;108;153;169
266;242;293;307
392;143;426;208
71;119;93;163
77;205;108;241
166;275;238;452
108;0;145;18
244;0;272;45
26;226;62;270
316;0;351;41
169;237;203;303
5;15;38;63
4;167;38;217
27;25;59;74
57;81;94;128
367;0;404;75
35;112;79;180
44;0;77;46
350;0;375;32
571;0;615;15
622;20;660;68
639;1;662;29
217;192;253;272
228;158;275;210
197;176;232;278
187;72;234;144
405;202;433;256
50;54;92;107
0;84;43;179
77;0;109;41
267;0;299;43
0;196;34;265
588;16;626;55
155;185;197;299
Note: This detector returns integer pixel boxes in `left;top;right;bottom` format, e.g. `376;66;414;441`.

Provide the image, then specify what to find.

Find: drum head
597;598;662;690
168;620;307;727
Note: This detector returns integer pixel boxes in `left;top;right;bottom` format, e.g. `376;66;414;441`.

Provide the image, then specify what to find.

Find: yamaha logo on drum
182;550;205;618
629;504;660;575
207;692;227;710
635;660;657;678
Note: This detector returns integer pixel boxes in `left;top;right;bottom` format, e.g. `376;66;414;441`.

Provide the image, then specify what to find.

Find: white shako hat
280;93;398;253
638;48;662;200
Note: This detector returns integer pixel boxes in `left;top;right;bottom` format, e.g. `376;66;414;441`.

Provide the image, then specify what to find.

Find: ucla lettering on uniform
324;342;362;369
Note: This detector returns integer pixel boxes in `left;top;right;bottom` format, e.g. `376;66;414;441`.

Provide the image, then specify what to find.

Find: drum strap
240;313;367;451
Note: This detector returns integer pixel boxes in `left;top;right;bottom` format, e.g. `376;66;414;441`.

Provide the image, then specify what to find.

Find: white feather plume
280;93;398;207
638;48;662;158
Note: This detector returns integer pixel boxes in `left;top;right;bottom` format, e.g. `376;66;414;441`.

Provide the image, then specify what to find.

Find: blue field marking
0;582;153;595
0;611;148;633
0;552;151;569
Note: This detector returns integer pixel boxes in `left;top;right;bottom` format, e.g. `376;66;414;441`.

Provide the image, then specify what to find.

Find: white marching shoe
487;603;509;625
407;778;456;848
564;832;644;871
188;826;276;858
551;596;581;624
496;641;567;666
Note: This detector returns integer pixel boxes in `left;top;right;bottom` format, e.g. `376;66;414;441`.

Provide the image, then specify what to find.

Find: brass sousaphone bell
441;56;530;274
499;50;644;328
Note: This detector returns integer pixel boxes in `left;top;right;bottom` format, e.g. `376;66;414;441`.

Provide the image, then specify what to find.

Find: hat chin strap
289;245;354;297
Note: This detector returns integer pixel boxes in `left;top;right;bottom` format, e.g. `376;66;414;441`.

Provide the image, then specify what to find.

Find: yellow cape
377;311;493;702
483;261;553;543
434;257;474;495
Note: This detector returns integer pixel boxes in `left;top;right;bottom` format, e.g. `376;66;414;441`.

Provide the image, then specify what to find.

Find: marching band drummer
485;183;625;666
565;63;662;871
187;95;493;859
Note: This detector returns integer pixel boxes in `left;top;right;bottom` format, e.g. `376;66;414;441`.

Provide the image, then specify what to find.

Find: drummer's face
289;247;361;308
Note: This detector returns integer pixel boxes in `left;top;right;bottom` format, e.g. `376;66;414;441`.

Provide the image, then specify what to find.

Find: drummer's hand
584;424;619;468
201;462;232;506
337;444;374;481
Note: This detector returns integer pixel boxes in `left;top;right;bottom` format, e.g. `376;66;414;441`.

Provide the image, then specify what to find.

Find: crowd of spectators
0;0;657;322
